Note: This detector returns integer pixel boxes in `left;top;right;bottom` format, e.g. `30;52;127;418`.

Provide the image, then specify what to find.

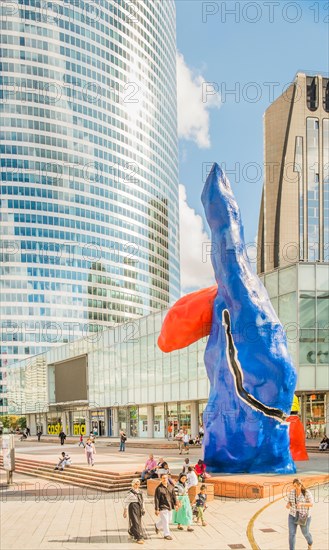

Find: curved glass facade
0;0;180;405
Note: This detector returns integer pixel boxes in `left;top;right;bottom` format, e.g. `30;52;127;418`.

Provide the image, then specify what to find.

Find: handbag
294;494;308;526
294;511;308;526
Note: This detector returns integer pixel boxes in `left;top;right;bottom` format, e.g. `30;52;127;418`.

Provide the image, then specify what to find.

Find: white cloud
177;52;221;149
179;184;215;293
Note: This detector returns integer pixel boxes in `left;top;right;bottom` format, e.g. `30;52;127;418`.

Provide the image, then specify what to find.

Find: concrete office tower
0;0;180;412
257;72;329;274
257;72;329;431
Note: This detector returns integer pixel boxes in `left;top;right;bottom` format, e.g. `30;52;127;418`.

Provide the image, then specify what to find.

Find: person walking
154;473;179;540
26;426;31;436
192;484;208;526
167;423;173;440
37;430;42;442
182;431;190;454
175;429;184;455
172;473;194;532
78;434;85;448
123;478;145;544
119;430;127;452
59;430;66;445
286;478;313;550
85;438;96;466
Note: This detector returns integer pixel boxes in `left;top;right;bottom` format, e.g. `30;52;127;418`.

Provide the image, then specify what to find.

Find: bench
146;478;214;502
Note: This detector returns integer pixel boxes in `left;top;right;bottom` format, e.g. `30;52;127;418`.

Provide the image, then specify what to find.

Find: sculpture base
206;472;329;499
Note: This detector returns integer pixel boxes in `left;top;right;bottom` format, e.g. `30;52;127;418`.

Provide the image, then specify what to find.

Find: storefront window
305;393;326;437
154;405;165;438
198;402;207;427
73;411;86;436
129;406;138;437
179;403;191;432
138;406;148;438
167;402;179;436
118;408;127;431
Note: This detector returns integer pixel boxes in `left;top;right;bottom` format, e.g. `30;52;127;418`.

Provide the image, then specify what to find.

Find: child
193;484;207;526
182;457;190;474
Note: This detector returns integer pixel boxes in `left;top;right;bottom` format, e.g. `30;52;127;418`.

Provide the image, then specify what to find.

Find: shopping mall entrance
90;411;105;436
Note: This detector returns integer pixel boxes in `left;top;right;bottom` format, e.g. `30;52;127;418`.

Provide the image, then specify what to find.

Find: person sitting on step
54;451;72;471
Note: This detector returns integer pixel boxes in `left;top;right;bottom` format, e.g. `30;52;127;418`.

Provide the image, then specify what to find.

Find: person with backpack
119;430;127;452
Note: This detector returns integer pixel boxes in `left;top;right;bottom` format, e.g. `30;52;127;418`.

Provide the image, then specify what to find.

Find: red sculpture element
286;415;309;461
157;285;217;352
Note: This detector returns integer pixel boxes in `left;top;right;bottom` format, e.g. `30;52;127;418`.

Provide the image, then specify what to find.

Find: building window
294;136;304;260
306;76;318;111
323;120;329;260
322;78;329;112
306;118;320;261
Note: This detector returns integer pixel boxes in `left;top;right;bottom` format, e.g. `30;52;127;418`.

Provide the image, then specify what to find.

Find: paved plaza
1;440;328;550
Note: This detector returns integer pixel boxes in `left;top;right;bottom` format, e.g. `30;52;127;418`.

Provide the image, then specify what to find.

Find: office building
257;73;329;430
0;0;180;412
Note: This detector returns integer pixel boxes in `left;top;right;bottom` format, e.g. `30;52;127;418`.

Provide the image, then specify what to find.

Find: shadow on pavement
48;536;127;544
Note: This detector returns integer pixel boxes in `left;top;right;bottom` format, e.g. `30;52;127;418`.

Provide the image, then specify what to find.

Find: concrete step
11;467;132;493
0;463;133;493
0;456;137;493
11;458;138;479
305;446;328;454
16;464;133;488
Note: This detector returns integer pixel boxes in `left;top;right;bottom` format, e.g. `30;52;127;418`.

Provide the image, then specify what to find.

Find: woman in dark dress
123;479;145;544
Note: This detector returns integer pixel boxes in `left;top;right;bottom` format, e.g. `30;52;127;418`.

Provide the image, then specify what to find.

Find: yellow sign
47;423;62;435
73;424;86;436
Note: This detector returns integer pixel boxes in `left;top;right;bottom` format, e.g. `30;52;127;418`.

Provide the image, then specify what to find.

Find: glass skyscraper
0;0;180;411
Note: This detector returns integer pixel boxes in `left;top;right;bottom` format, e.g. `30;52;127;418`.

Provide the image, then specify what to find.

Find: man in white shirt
182;431;190;454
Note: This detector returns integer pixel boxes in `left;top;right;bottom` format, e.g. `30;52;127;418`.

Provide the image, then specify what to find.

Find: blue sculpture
158;162;297;473
201;163;296;473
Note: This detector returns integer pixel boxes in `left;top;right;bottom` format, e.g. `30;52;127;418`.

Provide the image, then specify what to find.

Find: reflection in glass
306;118;319;260
299;329;316;365
299;293;316;328
294;136;304;259
323;120;329;259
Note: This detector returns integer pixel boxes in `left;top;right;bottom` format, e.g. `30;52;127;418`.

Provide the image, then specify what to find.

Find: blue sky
175;0;328;291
